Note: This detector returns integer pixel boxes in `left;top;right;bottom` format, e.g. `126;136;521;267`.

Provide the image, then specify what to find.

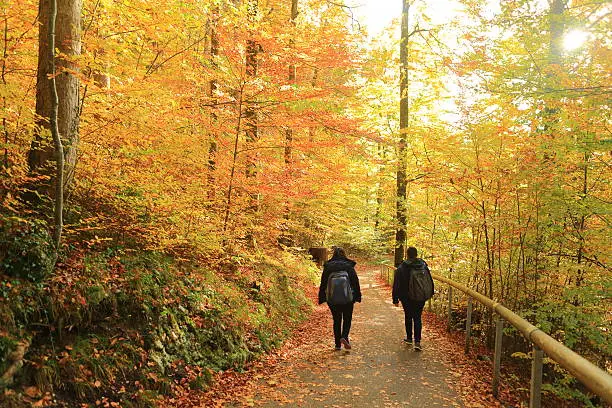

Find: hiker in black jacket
318;247;362;350
392;246;434;351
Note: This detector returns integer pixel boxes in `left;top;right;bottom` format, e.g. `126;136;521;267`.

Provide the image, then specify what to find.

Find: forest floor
180;262;529;408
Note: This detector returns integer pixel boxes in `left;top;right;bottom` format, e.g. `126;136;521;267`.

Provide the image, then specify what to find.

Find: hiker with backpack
318;247;362;350
392;246;434;351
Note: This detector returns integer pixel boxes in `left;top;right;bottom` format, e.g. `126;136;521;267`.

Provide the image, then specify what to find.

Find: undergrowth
0;217;319;407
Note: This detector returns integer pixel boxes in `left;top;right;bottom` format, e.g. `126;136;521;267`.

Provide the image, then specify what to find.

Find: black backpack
326;271;354;305
407;264;434;302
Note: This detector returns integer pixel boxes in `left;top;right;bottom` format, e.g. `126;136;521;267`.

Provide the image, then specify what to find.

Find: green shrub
521;285;611;406
0;220;55;282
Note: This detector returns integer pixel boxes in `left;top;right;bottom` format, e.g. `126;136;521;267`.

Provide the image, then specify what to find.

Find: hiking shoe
414;342;422;351
340;337;352;350
403;338;413;345
334;345;342;351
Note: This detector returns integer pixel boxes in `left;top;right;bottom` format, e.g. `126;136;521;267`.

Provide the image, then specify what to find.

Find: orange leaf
24;386;40;398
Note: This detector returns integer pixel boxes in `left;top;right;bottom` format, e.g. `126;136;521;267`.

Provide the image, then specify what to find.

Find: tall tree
207;5;220;201
284;0;298;169
28;0;82;197
280;0;299;244
47;0;63;250
244;0;259;181
395;0;410;266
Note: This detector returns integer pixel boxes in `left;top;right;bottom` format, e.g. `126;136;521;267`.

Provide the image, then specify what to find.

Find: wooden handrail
380;265;612;405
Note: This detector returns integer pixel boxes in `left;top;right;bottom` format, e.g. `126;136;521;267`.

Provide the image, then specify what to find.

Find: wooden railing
380;264;612;407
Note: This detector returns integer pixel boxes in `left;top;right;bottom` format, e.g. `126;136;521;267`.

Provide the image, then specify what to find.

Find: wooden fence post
465;297;473;354
493;316;504;397
530;345;544;408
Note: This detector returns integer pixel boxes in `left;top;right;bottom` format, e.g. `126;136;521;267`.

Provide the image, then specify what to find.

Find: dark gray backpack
407;265;434;301
326;271;353;305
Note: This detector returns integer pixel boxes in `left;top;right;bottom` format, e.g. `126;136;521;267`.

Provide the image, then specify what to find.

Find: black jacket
318;256;362;304
392;258;434;303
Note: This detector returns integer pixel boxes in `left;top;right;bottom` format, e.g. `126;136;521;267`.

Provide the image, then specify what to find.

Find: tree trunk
375;142;386;228
47;0;64;251
394;0;410;267
284;0;298;171
28;0;82;198
548;0;566;65
243;0;259;247
207;6;219;201
223;85;245;236
2;13;8;171
244;0;258;180
279;0;299;246
573;151;588;305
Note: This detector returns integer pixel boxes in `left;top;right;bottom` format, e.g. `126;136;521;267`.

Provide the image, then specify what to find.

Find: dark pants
401;299;426;342
328;302;354;346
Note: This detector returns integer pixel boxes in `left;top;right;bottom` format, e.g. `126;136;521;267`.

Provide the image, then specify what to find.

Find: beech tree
28;0;82;195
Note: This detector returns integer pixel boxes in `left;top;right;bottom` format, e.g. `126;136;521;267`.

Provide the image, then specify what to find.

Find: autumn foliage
0;0;610;406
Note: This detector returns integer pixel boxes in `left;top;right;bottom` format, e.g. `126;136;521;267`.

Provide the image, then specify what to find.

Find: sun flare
564;30;589;51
